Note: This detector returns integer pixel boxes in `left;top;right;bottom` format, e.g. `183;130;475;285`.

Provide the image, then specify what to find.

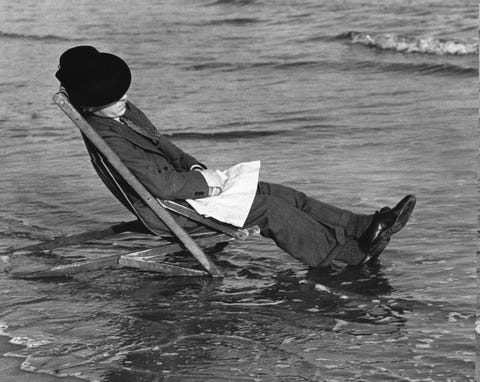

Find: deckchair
9;92;257;278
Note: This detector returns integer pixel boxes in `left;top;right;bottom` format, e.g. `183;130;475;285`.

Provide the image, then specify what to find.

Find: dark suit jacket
85;101;209;233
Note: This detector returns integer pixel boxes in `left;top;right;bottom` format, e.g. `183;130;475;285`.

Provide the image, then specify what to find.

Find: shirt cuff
190;164;206;171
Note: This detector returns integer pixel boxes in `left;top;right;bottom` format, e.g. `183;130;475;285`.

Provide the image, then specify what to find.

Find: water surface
0;1;476;381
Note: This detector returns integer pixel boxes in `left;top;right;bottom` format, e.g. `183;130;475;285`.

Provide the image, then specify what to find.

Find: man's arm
104;135;209;200
128;102;206;171
155;136;207;171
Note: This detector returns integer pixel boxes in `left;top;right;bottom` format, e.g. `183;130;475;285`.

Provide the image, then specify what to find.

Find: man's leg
256;182;372;241
244;193;362;267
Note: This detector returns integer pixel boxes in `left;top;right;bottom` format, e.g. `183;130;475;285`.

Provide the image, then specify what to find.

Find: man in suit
55;46;416;268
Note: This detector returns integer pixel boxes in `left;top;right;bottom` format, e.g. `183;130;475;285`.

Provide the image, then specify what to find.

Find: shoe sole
363;195;416;266
363;237;390;266
390;195;416;235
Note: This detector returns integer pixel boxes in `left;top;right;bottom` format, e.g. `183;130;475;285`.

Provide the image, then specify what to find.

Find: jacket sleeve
103;134;210;200
129;102;206;171
156;136;207;171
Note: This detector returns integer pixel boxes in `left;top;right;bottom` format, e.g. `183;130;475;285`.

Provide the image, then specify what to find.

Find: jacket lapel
114;121;162;154
88;107;167;157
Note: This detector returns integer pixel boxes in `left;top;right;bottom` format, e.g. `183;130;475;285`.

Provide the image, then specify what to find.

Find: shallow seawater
0;0;477;381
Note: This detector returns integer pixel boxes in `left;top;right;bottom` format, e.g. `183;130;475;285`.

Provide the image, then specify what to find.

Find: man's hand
197;169;227;196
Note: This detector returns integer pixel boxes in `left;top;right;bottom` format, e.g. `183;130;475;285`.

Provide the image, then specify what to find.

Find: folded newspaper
187;161;261;227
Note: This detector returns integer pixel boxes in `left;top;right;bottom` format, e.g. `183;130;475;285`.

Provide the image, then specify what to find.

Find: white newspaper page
187;161;261;227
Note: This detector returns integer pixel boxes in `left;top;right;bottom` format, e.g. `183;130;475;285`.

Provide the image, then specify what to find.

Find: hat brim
64;51;131;108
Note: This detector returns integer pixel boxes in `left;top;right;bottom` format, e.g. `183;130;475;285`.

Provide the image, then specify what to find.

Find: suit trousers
243;182;369;267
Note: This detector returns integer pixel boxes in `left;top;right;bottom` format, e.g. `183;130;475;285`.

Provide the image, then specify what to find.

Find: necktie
119;116;161;142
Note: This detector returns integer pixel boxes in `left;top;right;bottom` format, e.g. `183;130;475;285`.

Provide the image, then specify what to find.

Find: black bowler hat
55;45;131;107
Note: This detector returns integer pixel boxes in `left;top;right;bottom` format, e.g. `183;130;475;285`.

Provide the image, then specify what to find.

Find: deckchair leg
8;254;122;279
9;234;233;278
119;233;233;276
10;220;142;255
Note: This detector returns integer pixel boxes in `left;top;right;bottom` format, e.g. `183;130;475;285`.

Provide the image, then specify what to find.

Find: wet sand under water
0;336;83;382
0;243;474;381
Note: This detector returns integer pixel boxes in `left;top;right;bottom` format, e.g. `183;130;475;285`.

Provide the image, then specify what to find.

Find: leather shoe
359;195;416;265
389;194;417;236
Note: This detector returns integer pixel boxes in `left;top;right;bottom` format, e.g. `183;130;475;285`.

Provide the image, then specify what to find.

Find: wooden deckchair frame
9;92;258;278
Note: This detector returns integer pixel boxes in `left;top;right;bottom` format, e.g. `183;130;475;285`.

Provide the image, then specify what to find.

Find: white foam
0;321;8;334
346;31;477;56
0;256;10;272
19;356;99;382
332;319;348;331
10;335;52;348
448;311;473;322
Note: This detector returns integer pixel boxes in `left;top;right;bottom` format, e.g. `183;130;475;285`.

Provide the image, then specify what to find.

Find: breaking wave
206;0;257;5
166;129;289;140
186;58;476;77
353;60;477;76
338;31;478;56
0;30;79;42
204;17;261;26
